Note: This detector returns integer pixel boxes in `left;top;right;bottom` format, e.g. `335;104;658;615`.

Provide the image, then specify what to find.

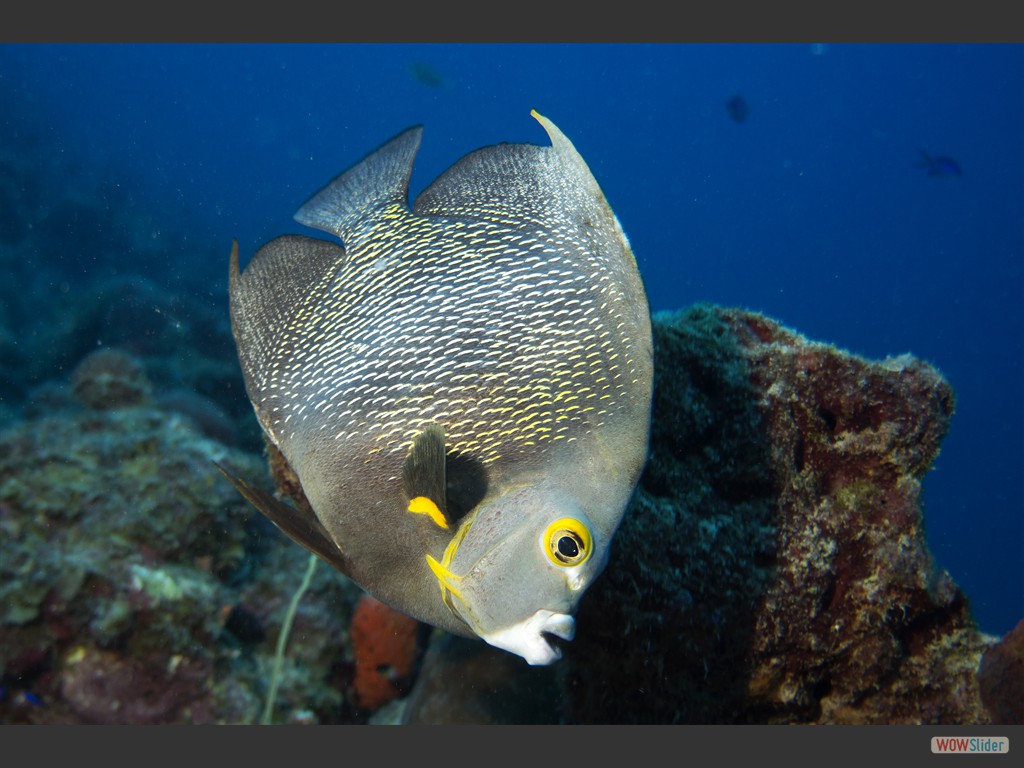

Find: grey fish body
227;112;652;664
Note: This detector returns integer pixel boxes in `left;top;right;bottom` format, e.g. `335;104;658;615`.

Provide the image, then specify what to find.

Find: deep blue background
2;43;1021;636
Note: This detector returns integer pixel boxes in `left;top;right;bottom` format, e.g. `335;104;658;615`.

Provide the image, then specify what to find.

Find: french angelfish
221;111;653;665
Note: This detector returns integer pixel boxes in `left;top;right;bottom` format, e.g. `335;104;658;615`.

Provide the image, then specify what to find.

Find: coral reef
58;646;220;724
403;305;998;724
561;306;991;724
70;348;153;410
157;389;240;447
0;307;1007;725
0;349;363;724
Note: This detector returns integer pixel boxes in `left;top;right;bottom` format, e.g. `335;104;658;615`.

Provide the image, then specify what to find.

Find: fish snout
480;609;576;665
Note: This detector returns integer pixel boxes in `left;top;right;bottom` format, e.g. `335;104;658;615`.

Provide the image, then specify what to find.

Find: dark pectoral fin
401;422;450;530
214;462;348;573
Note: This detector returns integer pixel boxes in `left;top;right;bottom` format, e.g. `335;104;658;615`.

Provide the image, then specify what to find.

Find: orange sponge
349;594;423;712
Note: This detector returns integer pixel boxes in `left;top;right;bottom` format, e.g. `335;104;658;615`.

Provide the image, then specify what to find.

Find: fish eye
542;518;592;567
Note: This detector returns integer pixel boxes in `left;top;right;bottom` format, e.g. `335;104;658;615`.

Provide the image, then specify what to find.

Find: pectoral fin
402;423;449;530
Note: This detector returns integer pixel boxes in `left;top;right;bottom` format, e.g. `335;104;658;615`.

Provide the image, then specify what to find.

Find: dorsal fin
412;110;613;239
228;236;341;414
402;423;449;530
294;125;423;244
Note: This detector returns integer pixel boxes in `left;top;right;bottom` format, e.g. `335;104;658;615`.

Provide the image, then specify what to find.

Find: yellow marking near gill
408;495;449;530
425;518;474;611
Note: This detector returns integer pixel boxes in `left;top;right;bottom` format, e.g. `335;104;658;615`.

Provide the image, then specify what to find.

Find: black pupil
557;535;580;559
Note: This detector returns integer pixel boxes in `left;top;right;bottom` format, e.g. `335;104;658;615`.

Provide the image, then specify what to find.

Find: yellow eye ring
542;518;592;567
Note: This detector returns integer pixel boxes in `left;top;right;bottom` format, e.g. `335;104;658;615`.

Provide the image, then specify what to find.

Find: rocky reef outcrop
401;305;1003;725
1;306;1013;724
0;364;364;724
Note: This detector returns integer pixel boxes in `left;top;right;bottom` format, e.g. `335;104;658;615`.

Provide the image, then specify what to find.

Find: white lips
480;610;576;665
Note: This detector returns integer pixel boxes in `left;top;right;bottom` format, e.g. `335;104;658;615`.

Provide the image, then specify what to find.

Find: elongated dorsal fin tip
529;109;571;153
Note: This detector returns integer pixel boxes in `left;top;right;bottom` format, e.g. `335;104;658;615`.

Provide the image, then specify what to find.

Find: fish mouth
539;628;571;660
480;610;576;666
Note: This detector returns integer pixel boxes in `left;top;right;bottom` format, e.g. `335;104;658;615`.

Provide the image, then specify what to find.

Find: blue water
2;43;1021;637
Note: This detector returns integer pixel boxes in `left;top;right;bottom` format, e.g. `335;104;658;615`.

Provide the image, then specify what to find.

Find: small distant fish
726;94;749;124
408;61;447;88
221;111;653;665
916;150;963;178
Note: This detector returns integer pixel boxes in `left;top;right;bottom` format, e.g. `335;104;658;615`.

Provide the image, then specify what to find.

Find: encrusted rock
977;619;1024;725
60;646;213;724
404;305;996;725
0;403;361;724
564;305;991;724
